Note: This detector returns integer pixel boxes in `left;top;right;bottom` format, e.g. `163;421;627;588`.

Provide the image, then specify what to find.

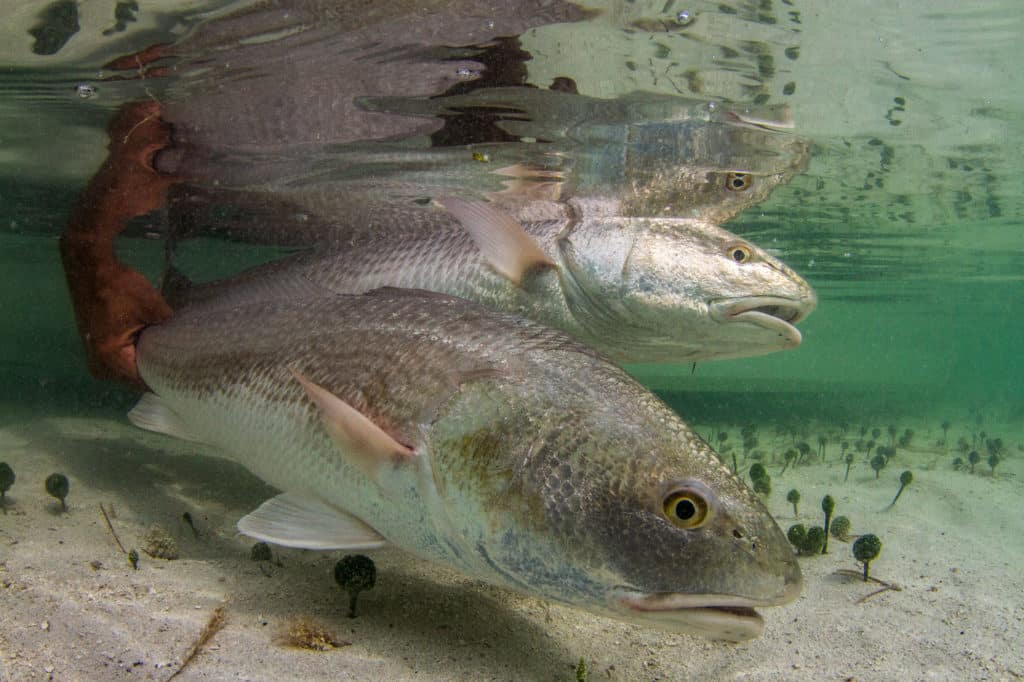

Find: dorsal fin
437;197;555;285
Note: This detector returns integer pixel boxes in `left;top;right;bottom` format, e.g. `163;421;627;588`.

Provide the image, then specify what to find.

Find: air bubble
676;10;695;26
75;83;96;99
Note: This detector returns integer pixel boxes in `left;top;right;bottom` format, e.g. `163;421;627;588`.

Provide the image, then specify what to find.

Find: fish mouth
710;296;813;345
611;586;800;642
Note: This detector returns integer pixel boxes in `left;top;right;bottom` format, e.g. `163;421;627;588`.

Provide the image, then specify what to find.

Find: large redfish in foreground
129;288;800;641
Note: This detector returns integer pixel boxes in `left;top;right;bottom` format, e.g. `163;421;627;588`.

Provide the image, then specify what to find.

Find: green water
0;2;1021;678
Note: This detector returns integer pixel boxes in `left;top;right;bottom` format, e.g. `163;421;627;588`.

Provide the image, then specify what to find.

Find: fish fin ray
127;393;204;443
436;196;554;285
289;368;415;481
237;493;387;550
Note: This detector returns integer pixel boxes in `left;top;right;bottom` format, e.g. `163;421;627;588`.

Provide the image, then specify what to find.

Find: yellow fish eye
662;490;710;529
727;243;752;264
725;171;752;192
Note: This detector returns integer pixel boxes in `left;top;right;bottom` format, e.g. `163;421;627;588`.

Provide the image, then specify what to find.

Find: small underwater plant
787;524;806;550
844;452;855;482
0;462;14;510
898;429;914;449
852;534;882;581
804;526;826;555
830;515;851;542
182;511;200;538
128;548;139;570
821;495;835;554
335;555;377;618
871;428;881;441
750;461;772;495
988;453;1000;476
870;454;887;479
795;441;812;465
817;434;827;461
957;437;970;455
968;450;981;474
576;657;588;682
45;472;69;512
986;438;1004;459
952;456;965;471
887;470;913;509
787;489;800;517
250;542;273;562
887;425;897;447
940;420;951;446
780;449;797;474
787;523;825;556
742;436;758;462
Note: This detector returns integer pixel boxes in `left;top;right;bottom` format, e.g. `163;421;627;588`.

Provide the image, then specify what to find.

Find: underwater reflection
60;0;810;384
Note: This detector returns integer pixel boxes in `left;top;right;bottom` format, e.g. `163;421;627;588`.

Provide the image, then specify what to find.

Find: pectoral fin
289;368;414;482
437;197;554;285
238;493;387;550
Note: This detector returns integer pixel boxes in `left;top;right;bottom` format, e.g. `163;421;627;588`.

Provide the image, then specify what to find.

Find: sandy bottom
1;406;1022;681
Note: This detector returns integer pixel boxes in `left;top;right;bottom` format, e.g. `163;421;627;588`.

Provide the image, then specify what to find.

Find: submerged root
833;568;902;603
168;606;227;680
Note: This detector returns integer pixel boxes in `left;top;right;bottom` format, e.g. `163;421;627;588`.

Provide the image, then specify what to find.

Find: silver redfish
130;288;800;640
170;198;816;363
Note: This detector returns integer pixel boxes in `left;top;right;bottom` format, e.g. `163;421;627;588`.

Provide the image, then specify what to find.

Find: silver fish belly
131;289;800;641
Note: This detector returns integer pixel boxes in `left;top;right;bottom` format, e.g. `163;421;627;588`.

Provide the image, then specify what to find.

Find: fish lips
611;581;802;641
709;296;814;347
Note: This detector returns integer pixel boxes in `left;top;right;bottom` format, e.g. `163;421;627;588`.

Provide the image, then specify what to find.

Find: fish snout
767;257;818;320
709;296;813;347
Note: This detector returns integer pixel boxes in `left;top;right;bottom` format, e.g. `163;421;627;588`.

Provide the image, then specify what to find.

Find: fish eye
662;489;710;529
727;243;752;263
725;172;752;192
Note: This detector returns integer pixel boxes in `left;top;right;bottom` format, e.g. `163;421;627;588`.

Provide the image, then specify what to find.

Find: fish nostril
732;528;744;539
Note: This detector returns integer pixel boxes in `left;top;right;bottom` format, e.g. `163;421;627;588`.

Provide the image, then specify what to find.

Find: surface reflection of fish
129;289;801;641
170;198;816;363
160;100;809;250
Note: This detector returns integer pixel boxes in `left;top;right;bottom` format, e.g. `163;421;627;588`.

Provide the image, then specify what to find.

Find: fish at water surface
170;198;816;363
129;288;801;641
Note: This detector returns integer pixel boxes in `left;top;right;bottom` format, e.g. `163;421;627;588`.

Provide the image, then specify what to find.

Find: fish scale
133;288;800;641
172;202;816;363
